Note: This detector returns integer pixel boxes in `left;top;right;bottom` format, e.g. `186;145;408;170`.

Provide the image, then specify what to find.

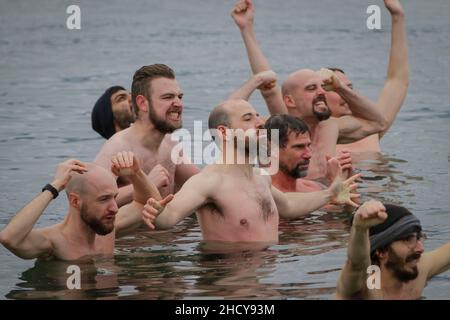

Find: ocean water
0;0;449;299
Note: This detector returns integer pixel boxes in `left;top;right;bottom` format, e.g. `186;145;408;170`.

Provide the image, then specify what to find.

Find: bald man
231;0;387;180
142;99;360;243
0;152;161;261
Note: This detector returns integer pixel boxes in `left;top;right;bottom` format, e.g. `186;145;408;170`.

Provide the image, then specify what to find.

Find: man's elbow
0;230;19;250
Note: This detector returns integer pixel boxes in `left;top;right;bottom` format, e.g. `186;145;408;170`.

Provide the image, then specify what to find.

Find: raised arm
0;160;88;259
143;172;219;230
113;152;162;238
377;0;409;138
231;0;286;114
228;70;277;101
336;200;387;299
420;241;450;280
319;69;388;144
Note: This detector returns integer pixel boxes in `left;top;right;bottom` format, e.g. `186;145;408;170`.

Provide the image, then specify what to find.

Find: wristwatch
42;184;59;199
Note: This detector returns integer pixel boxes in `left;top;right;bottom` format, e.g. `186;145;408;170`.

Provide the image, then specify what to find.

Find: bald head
282;69;318;97
65;163;116;197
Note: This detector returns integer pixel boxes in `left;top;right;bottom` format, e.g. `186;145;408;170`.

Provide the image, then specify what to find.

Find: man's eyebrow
241;112;253;118
114;93;127;101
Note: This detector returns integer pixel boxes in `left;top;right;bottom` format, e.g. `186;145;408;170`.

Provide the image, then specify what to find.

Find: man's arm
112;152;162;238
272;165;361;219
228;70;277;101
420;242;450;280
144;172;219;230
0;159;87;259
377;0;409;138
231;0;286;115
320;72;388;144
336;200;387;299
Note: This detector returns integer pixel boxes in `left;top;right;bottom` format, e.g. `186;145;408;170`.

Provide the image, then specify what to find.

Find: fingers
160;194;174;206
345;173;362;184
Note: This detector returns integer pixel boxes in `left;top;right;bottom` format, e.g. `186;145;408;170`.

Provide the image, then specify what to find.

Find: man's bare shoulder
94;129;132;165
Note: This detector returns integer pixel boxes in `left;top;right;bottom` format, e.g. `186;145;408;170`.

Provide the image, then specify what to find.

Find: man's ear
376;248;388;262
135;95;149;113
284;94;296;110
68;192;82;210
216;125;229;141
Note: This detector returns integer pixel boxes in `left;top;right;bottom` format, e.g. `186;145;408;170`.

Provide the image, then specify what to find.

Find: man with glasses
337;200;450;299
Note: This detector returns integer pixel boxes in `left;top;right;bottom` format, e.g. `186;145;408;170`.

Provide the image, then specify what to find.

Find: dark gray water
0;0;449;299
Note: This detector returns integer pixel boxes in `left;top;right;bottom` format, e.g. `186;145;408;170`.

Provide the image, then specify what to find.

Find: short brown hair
131;64;175;115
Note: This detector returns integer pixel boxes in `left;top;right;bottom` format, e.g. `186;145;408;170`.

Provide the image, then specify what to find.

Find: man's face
324;71;352;117
80;176;119;236
111;90;134;130
147;77;183;133
279;131;312;178
383;232;425;282
291;72;331;121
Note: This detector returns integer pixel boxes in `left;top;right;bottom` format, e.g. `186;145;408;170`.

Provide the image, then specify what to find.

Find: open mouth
167;111;181;121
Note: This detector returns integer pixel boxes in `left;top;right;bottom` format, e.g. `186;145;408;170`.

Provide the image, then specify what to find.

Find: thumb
325;155;332;161
160;194;174;206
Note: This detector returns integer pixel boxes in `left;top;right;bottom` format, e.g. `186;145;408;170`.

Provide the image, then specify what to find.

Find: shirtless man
337;200;450;299
231;0;388;180
328;0;409;153
91;86;135;139
0;152;161;261
141;99;360;243
94;64;199;206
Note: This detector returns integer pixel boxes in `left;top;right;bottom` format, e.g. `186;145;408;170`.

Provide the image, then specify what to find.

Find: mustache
312;94;327;105
406;253;421;262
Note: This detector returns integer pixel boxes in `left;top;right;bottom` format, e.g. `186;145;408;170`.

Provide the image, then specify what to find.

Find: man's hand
318;68;343;91
352;200;387;229
254;70;277;92
384;0;404;16
231;0;254;30
328;158;361;207
111;151;140;177
326;149;353;181
148;164;170;190
142;194;174;229
51;159;88;191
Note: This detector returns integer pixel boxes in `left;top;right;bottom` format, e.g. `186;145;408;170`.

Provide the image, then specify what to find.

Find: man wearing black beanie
91;86;134;139
337;199;450;299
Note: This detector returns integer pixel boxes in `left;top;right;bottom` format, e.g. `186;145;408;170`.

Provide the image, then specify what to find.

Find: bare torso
39;224;115;261
196;166;279;243
94;128;177;197
337;134;381;154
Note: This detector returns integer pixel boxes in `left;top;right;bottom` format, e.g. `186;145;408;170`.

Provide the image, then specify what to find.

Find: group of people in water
1;0;449;300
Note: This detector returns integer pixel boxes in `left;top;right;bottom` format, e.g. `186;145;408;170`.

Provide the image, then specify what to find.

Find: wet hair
264;114;310;148
91;86;126;139
131;64;175;116
327;67;346;74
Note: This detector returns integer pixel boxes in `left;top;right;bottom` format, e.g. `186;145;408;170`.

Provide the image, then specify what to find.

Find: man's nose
109;200;119;214
415;239;425;254
255;117;265;129
317;84;326;95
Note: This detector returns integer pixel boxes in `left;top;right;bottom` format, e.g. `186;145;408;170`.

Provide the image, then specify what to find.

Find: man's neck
132;119;167;151
62;210;97;248
380;267;413;299
272;171;297;192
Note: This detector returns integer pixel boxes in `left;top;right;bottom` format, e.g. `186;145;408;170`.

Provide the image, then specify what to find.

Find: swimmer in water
141;99;360;243
337;200;450;299
0;152;161;261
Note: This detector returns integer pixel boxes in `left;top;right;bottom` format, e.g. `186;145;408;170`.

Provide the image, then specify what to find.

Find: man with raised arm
94;64;199;207
141;99;360;243
231;0;388;180
0;152;161;261
337;200;450;299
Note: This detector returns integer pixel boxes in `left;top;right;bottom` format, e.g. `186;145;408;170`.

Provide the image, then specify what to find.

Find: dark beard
148;103;180;134
279;161;308;179
80;204;114;236
114;110;135;130
312;95;331;121
385;247;420;282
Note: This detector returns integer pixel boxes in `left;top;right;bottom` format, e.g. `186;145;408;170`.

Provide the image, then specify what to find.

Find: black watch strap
42;184;59;199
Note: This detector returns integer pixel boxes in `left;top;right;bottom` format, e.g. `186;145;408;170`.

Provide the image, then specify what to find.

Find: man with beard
141;99;360;244
91;86;135;139
336;200;450;299
264;114;353;194
231;0;387;180
0;152;161;261
94;64;199;207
